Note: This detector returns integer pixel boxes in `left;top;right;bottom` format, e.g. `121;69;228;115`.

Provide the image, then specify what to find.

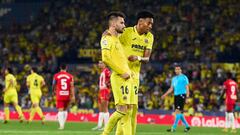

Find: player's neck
135;25;145;35
108;27;118;37
60;70;66;72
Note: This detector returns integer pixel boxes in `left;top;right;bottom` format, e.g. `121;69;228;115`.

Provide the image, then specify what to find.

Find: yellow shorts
4;92;18;104
130;79;139;105
111;73;132;105
30;92;42;104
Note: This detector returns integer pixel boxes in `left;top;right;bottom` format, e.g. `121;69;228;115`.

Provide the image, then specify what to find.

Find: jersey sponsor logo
131;44;146;50
57;74;70;79
59;91;69;95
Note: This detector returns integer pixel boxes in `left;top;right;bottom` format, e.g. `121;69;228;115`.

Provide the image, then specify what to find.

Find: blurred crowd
0;0;240;113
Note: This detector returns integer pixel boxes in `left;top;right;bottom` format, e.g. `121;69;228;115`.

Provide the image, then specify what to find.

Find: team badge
144;39;148;43
102;40;108;45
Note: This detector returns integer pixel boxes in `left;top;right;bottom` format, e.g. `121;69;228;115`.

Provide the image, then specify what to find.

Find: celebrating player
161;64;191;132
116;10;154;135
92;61;111;130
26;67;45;124
52;64;75;130
3;67;24;123
100;11;132;135
222;72;238;133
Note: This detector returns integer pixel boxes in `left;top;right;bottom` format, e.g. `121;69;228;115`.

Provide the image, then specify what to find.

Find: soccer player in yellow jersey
3;68;24;123
116;10;154;135
100;11;132;135
26;67;45;124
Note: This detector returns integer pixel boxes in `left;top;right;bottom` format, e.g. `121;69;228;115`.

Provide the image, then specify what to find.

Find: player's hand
71;96;76;103
121;73;130;80
128;55;138;62
161;95;165;100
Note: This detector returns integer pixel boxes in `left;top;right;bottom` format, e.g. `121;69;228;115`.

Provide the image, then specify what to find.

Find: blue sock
180;114;189;128
172;114;181;129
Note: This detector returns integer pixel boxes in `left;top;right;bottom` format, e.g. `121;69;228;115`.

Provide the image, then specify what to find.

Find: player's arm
186;84;190;98
128;35;154;63
3;78;14;93
40;76;46;88
52;79;56;94
161;86;173;99
70;78;75;102
101;36;130;79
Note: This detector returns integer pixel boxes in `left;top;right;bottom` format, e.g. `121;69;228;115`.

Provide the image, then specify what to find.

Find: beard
116;27;123;33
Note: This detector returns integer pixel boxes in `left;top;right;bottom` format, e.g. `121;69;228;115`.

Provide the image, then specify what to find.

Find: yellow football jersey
119;26;154;78
5;74;17;93
27;73;44;94
101;30;131;75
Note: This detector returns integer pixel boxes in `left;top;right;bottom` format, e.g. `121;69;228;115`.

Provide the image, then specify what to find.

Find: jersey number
61;79;67;90
121;86;129;95
34;79;38;87
134;86;138;95
230;86;237;100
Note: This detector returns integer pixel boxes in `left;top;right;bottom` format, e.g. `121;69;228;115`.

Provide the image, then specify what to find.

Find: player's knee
4;103;9;107
32;104;38;108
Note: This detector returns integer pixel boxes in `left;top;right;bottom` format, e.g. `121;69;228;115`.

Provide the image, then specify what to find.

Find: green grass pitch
0;120;238;135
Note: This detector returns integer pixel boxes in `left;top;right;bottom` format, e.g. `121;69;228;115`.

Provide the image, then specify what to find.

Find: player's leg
223;104;231;132
101;75;131;135
131;80;140;135
12;94;24;122
167;96;180;132
3;94;10;123
93;92;104;130
62;100;70;129
57;100;65;129
228;104;236;133
102;89;110;129
179;95;190;132
102;99;110;129
35;93;45;123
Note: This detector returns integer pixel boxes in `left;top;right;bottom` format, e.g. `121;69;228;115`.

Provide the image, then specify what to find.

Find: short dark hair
31;67;38;73
60;63;67;70
226;72;232;79
6;67;13;74
173;63;182;69
137;10;154;20
107;11;125;21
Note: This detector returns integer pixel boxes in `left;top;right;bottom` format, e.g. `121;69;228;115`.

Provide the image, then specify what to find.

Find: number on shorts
134;86;138;95
120;85;129;95
61;79;67;90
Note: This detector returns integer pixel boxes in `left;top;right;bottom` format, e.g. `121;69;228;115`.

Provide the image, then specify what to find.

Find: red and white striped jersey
99;68;111;90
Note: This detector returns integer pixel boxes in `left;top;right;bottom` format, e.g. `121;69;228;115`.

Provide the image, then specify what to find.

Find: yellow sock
29;107;36;121
101;111;125;135
121;110;132;135
15;105;24;119
131;105;138;135
36;107;44;119
4;107;10;121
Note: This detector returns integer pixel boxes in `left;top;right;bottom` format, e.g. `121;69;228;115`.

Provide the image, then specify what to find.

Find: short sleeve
101;36;112;50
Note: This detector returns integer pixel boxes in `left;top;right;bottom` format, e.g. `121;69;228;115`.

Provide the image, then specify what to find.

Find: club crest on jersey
102;40;108;46
144;39;148;43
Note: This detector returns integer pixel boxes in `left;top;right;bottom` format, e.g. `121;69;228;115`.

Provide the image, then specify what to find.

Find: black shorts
174;94;186;111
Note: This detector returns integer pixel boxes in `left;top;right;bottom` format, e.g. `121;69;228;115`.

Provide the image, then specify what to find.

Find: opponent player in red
222;72;238;133
52;64;75;130
92;61;111;130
